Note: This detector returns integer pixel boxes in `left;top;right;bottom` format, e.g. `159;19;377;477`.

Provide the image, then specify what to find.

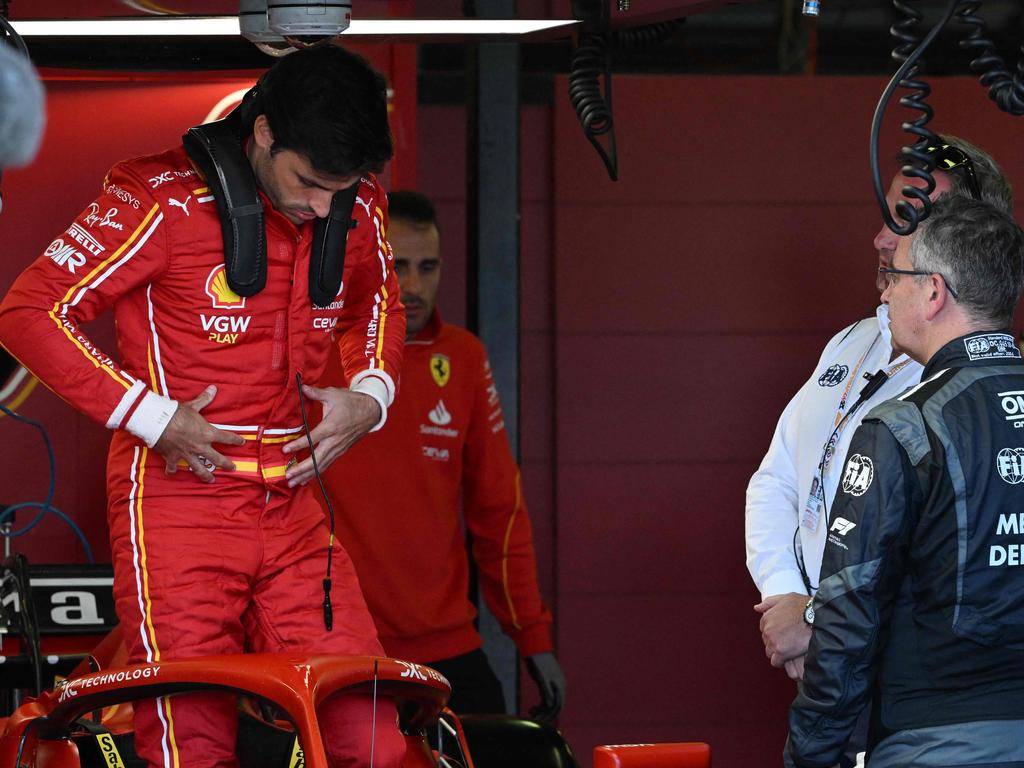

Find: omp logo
205;265;246;310
818;363;849;388
396;660;429;681
997;447;1024;485
829;517;857;536
45;238;87;273
999;390;1024;426
841;454;874;497
201;314;252;345
428;399;452;426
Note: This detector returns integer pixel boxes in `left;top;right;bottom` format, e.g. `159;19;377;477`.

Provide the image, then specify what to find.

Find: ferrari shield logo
430;354;451;387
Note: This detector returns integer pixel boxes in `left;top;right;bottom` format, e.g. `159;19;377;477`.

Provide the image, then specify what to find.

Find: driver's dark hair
258;45;393;177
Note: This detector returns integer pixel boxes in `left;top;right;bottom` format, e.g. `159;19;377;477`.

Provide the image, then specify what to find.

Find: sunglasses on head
924;143;982;201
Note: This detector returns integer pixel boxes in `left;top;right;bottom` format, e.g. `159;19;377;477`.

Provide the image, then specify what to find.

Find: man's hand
282;385;381;488
754;592;813;668
784;655;806;681
525;652;566;722
154;385;245;483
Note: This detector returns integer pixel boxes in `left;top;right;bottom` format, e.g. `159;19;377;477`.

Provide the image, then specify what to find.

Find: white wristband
350;370;394;432
125;390;179;447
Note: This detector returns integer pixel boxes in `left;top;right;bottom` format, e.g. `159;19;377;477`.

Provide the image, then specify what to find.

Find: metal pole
466;0;521;715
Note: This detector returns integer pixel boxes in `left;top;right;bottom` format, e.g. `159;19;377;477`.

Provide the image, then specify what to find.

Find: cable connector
322;578;333;631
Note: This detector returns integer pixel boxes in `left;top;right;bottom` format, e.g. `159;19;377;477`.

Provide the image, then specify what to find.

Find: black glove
525;652;566;722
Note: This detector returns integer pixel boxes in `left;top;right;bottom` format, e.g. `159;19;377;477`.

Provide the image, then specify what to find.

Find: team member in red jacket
0;47;405;768
322;191;565;717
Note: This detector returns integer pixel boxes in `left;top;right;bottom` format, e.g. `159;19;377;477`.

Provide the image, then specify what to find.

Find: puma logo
168;196;192;216
355;194;372;219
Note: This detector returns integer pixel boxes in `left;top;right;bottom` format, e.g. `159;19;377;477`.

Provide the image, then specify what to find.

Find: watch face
804;601;815;625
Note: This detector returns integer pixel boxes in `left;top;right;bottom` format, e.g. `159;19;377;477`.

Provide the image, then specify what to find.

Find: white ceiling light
9;17;577;38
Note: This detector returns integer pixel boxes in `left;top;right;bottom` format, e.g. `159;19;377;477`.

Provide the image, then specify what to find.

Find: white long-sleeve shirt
745;305;923;599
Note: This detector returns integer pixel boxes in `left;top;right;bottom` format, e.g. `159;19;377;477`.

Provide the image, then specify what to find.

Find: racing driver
0;46;406;768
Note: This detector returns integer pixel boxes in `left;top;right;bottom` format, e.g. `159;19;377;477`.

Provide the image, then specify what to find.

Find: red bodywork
0;629;466;768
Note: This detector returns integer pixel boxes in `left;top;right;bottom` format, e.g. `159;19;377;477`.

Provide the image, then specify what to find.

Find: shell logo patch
205;264;246;310
430;354;451;387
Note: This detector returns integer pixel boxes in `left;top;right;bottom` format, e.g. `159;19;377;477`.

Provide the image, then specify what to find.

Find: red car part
0;628;456;768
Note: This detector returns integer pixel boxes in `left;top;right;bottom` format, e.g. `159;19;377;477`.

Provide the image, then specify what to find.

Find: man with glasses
746;136;1013;692
786;194;1024;768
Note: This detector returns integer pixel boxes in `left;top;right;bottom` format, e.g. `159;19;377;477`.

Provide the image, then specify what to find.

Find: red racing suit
322;310;553;663
0;146;406;768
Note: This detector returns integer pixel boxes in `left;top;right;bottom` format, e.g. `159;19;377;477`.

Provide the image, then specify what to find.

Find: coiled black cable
568;18;685;183
569;30;618;181
870;0;960;236
956;0;1024;115
612;19;685;49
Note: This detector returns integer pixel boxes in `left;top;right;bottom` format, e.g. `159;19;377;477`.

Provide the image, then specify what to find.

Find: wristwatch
803;597;815;626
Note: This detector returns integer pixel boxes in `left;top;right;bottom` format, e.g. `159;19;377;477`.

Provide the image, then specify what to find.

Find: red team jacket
0;147;403;482
323;310;554;662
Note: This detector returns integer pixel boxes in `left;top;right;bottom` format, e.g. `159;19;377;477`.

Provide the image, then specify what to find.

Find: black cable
294;372;334;631
956;0;1024;116
7;553;42;696
0;404;94;561
870;0;961;237
568;31;618;181
612;19;685;49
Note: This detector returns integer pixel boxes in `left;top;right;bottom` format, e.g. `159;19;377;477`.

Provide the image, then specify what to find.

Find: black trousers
427;648;508;715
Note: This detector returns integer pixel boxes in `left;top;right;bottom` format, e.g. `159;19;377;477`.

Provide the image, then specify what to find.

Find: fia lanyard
803;334;910;534
831;336;878;430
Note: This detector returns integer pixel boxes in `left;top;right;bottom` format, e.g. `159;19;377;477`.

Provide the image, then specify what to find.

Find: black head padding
182;98;266;298
456;715;579;768
310;183;359;309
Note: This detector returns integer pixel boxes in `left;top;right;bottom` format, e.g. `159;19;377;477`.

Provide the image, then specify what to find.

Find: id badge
802;475;823;532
